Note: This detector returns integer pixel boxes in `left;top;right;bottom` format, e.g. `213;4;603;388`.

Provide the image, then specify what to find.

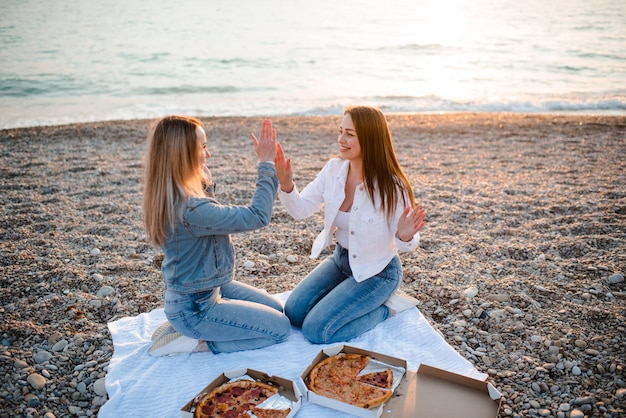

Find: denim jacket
161;162;278;294
278;158;419;282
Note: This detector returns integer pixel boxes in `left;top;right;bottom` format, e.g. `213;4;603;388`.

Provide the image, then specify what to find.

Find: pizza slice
357;368;393;389
346;380;394;409
250;406;291;418
194;380;279;418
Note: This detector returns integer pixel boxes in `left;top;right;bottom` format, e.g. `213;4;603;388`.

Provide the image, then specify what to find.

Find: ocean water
1;0;625;129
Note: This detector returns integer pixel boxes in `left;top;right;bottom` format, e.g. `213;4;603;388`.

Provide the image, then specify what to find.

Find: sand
1;113;625;417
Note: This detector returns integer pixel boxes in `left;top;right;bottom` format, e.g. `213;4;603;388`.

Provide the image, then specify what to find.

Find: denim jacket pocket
203;235;234;278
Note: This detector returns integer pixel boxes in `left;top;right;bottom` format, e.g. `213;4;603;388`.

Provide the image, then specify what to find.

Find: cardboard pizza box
301;345;501;418
300;345;408;418
383;363;502;418
181;368;302;418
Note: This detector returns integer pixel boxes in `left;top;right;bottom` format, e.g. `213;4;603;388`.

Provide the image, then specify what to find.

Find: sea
1;0;625;129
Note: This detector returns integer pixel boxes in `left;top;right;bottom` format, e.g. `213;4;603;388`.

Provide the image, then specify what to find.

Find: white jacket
278;158;419;282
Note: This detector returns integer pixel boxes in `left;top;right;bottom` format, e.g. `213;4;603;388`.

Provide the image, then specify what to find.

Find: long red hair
345;106;415;221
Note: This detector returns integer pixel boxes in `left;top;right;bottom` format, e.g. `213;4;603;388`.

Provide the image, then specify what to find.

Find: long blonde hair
345;106;415;221
143;115;208;247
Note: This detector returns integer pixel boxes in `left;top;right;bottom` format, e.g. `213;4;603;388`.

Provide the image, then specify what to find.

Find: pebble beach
1;113;625;417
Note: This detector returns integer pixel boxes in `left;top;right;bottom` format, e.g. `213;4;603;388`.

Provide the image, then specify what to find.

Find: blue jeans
164;281;290;354
284;244;401;344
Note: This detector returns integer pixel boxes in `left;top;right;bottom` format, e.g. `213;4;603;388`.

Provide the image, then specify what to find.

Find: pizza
193;380;291;418
307;353;394;409
357;368;394;389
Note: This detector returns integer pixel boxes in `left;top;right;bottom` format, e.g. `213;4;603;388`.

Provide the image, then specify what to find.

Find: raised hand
396;204;426;242
275;142;295;193
250;118;277;163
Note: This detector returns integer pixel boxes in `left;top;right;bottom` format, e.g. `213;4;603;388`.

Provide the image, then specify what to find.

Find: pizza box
180;368;302;418
382;363;502;418
300;344;408;418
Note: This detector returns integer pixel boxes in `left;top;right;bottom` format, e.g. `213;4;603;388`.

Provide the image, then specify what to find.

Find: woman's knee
284;294;306;327
274;315;292;343
301;317;333;344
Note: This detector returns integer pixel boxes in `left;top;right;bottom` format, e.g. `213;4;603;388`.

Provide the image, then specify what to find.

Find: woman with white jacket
275;106;426;344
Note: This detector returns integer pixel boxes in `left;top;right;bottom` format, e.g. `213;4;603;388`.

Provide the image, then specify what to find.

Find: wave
2;93;625;130
129;85;241;96
0;79;245;98
294;95;626;116
0;76;83;97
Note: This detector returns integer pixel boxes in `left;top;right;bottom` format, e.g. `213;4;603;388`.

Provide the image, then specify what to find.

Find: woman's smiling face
196;125;210;168
338;113;361;161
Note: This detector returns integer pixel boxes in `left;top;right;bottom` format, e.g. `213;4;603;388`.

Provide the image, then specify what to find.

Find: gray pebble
33;350;53;364
68;405;82;415
52;339;68;352
93;377;108;396
607;272;624;284
77;381;87;393
96;285;115;297
89;299;103;309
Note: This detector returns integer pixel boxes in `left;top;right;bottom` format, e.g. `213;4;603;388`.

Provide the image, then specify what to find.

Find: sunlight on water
0;0;624;128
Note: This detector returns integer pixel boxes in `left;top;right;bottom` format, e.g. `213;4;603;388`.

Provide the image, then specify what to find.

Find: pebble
27;373;46;390
243;260;255;269
94;377;108;396
96;285;115;297
90;299;103;308
14;359;29;368
463;286;478;298
68;405;82;415
25;393;39;407
286;255;297;263
486;293;510;302
574;339;587;348
607;272;624;284
33;350;53;364
52;339;68;352
77;381;87;394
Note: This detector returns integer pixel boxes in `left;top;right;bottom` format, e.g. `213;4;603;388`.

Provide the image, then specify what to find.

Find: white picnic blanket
99;292;485;418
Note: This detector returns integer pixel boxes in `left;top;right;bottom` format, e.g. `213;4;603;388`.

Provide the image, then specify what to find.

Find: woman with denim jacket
144;115;290;356
275;106;427;344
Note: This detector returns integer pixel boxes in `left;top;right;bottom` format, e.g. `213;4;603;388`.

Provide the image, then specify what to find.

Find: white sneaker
149;332;203;357
384;290;418;315
150;321;176;341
